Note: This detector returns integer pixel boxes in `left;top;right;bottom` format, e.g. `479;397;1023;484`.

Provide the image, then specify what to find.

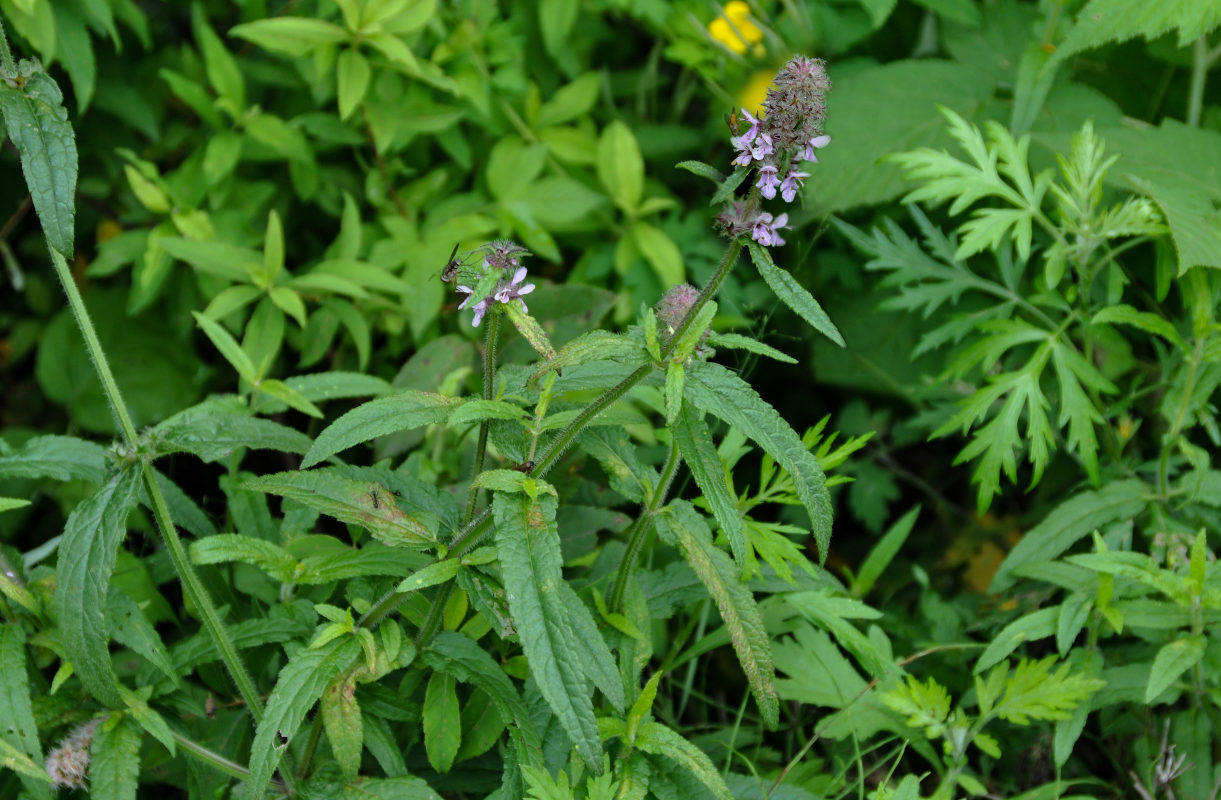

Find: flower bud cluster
45;718;103;789
453;240;536;327
718;55;831;248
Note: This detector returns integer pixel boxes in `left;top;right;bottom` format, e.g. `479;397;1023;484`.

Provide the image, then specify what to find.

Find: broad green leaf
532;330;646;381
655;502;778;728
1054;0;1221;63
107;588;177;684
89;715;140;800
671;406;746;568
539;0;578;65
228;17;349;56
424;671;461;773
684;362;833;562
786;591;891;679
803;60;994;216
397;559;461;594
0;60;78;256
447;399;527;427
336;48;371;120
1;625;47;800
748;242;845;346
634;721;732;800
536;72;600;128
422;632;542;755
192;311;257;382
256;378;324;418
55;467;141;707
558;582;625;711
664;361;684;425
990;479;1148;591
160;237;259;282
0;434;105;483
974;607;1058;673
596;121;644;214
302;391;462;467
1146;636;1206;702
675;160;725;184
299;543;425;584
152;397;312;462
322;677;363;779
243;470;438;547
245;638;361;799
632;222;684;286
204;284;263;320
493;492;602;772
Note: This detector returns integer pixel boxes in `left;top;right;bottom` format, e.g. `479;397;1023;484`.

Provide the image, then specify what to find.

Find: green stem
0;18;15;75
1159;339;1204;495
462;311;499;527
295;712;324;781
173;731;287;793
608;437;680;613
47;248;286;786
1187;35;1210;127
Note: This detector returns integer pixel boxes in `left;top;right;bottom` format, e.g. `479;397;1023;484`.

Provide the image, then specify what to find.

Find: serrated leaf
107;588;177;684
705;332;796;363
171;616;315;676
1146;636;1206;703
493;492;602;772
0;434;105;483
1054;0;1221;63
54;467;140;707
664;361;684;425
671;406;746;568
655;502;778;728
89;716;140;800
0;737;51;786
881;675;951;737
302;391;461;467
558;583;625;711
0;61;78;256
245;637;361;799
633;721;732;800
533;330;647;381
1;624;46;798
447;399;527;427
190;534;298;580
152;397;312;462
989;657;1105;724
244;470;437;547
1092;304;1186;351
423;671;461;773
684;362;832;562
747;243;844;346
322;678;363;779
990;479;1147;591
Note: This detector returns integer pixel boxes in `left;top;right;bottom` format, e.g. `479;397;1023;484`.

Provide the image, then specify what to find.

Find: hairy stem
173;731;287;793
608;436;681;613
463;311;499;527
47;248;283;783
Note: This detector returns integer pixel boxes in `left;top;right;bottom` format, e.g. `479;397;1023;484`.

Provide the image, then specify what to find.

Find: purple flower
749;131;774;162
731;137;755;167
734;108;761;149
780;167;809;202
751;211;789;247
494;266;536;312
456;285;491;326
756;163;780;199
801;134;830;163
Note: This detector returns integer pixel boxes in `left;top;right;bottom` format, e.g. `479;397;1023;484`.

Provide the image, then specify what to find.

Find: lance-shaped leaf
0;435;106;483
245;637;361;800
558;582;625;711
55;467;141;707
0;61;78;256
531;329;646;382
502;302;557;362
190;534;298;581
1;625;49;800
321;677;363;779
748;242;844;347
107;588;177;685
89;715;141;800
152;397;312;462
423;671;461;773
655;501;778;728
671;406;746;568
243;470;437;547
684;361;833;562
302;391;462;467
422;632;542;757
493;492;603;772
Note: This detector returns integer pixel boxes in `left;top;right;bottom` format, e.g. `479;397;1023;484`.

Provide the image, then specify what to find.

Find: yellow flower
737;68;775;116
708;1;764;55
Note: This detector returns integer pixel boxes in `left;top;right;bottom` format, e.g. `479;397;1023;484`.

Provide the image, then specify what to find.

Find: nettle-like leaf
886;107;1051;262
976;657;1105;725
655;501;779;728
492;491;603;772
1053;0;1221;64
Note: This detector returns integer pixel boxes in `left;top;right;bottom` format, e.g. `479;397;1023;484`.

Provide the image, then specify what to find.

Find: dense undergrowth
2;1;1221;799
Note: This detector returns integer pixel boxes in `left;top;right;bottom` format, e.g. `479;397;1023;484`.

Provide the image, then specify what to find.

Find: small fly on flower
438;243;487;285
